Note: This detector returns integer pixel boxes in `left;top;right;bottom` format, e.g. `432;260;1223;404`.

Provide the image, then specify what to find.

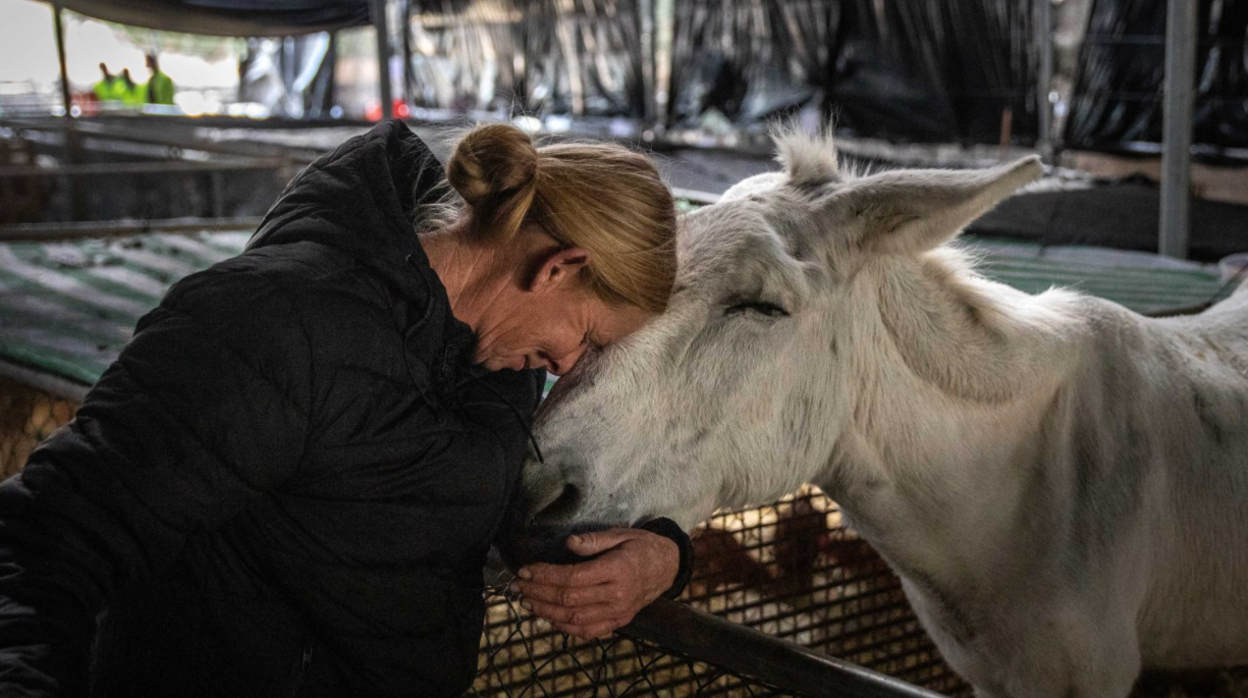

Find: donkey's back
1119;283;1248;667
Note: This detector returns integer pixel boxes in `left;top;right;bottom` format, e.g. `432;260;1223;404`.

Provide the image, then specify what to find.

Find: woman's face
472;249;653;376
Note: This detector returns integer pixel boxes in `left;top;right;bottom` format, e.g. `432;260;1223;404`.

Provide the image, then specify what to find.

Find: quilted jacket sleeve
0;264;312;697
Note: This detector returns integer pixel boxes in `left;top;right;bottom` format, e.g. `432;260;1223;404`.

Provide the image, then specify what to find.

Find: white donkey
519;130;1248;698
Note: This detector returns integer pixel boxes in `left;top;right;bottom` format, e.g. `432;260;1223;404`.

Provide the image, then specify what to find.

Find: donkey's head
517;130;1042;536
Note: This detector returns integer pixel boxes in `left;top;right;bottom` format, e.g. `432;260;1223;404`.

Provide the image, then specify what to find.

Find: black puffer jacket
0;121;563;697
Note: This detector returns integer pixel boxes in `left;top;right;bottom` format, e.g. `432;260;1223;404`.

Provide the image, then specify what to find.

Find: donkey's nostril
532;484;583;526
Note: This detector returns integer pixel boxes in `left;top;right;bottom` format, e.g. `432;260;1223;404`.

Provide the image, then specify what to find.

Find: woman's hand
509;528;679;639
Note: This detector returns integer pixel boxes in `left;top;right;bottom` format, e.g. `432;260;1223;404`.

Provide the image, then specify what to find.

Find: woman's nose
547;344;588;376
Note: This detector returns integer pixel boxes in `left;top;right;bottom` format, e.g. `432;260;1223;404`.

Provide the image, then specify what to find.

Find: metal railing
470;490;969;697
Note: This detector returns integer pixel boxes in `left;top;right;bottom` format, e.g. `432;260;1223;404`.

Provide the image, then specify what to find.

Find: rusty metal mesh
472;590;795;697
471;488;971;697
0;376;77;479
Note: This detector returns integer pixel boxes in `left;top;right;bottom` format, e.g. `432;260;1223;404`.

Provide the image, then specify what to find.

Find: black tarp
407;0;648;118
404;0;1041;144
56;0;370;37
1066;0;1248;155
667;0;1040;144
239;34;338;118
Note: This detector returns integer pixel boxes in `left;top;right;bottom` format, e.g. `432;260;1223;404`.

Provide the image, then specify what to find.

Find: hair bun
447;124;538;206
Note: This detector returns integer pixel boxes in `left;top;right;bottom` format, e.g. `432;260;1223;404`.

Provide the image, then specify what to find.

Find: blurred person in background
144;53;174;105
92;62;122;102
118;68;143;107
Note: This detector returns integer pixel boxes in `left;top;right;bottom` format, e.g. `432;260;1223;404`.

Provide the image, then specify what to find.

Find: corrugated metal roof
0;227;1227;397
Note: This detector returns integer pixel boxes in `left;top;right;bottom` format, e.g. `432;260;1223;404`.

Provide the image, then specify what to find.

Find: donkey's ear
844;156;1042;256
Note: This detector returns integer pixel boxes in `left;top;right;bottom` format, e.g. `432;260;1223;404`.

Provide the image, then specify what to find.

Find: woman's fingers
520;597;616;627
552;619;625;640
519;554;618;588
563;528;643;556
511;527;678;638
512;578;618;608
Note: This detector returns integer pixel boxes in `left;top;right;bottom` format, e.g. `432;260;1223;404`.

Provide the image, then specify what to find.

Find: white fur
521;130;1248;698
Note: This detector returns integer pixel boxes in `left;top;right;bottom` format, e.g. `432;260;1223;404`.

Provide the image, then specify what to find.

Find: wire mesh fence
470;488;970;697
0;375;77;479
471;592;798;697
0;375;962;696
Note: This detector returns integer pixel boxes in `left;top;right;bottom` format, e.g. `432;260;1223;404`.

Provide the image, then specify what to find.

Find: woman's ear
528;247;592;294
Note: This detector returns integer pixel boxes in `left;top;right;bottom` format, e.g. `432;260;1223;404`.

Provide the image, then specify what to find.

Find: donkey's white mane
772;126;841;186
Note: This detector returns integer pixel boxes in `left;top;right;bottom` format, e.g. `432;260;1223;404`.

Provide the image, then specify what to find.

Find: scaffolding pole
373;0;394;121
1160;0;1197;259
654;0;675;129
52;3;72;119
51;2;86;221
1036;0;1053;160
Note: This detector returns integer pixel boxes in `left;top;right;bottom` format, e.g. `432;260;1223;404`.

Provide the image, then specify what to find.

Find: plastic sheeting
406;0;649;118
404;0;1040;143
668;0;1040;143
239;34;338;119
1066;0;1248;154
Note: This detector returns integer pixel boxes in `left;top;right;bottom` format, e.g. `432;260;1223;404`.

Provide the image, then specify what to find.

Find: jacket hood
246;120;447;291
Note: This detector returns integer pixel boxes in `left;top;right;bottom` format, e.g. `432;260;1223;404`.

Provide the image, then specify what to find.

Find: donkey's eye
725;301;789;318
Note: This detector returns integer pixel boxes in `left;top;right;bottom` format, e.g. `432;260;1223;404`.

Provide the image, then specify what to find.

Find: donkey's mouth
495;519;614;570
531;484;584;527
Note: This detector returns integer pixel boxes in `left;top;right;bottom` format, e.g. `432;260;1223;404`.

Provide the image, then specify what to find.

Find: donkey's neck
871;248;1083;404
825;248;1087;571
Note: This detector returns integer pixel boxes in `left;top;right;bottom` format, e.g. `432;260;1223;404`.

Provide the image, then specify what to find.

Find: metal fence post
50;2;87;222
654;0;675;129
1036;0;1054;160
373;0;394;121
1160;0;1197;259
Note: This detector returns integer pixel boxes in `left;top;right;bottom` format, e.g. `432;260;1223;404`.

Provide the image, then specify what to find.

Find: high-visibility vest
147;72;175;105
119;81;145;106
93;77;124;102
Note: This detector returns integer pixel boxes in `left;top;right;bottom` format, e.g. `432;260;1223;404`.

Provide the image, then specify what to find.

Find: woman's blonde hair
443;123;677;314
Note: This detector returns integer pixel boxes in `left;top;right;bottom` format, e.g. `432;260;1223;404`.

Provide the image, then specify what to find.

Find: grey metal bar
639;0;656;125
1160;0;1198;259
622;598;947;698
1036;0;1054;160
49;2;87;221
399;1;412;112
51;3;72;120
373;0;394;121
0;116;309;162
654;0;675;128
0;216;262;242
210;170;226;218
0;159;289;178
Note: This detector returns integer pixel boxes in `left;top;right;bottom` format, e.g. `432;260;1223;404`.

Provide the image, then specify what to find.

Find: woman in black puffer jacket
0;120;690;697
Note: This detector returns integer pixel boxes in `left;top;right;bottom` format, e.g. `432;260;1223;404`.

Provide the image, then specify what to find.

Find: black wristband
638;517;694;599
